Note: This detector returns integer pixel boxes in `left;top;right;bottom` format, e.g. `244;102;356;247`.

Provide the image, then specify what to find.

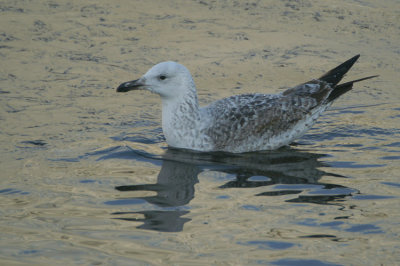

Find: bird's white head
117;61;196;99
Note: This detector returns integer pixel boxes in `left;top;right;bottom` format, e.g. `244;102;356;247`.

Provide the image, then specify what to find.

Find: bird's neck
161;89;201;148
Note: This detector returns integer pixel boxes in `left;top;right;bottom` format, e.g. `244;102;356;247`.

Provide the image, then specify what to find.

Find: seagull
116;55;377;153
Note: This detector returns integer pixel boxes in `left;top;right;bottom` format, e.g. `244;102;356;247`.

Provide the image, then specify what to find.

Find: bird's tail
327;75;378;102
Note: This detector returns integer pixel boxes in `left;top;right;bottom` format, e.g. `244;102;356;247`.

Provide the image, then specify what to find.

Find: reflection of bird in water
109;147;356;232
116;158;200;207
112;150;201;232
117;55;377;152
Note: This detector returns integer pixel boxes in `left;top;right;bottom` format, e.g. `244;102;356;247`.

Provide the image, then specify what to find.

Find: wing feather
203;80;332;151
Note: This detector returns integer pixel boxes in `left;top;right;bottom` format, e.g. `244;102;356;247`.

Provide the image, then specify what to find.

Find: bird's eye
159;75;167;81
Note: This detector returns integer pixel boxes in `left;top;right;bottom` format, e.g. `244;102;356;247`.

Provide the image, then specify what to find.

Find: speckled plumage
117;55;376;153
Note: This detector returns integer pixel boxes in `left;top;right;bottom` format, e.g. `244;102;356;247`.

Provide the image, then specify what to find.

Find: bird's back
202;81;332;152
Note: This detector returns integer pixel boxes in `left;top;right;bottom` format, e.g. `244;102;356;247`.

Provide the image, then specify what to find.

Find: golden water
1;0;399;265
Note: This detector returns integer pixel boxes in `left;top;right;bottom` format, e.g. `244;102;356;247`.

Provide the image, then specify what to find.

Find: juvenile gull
117;55;377;153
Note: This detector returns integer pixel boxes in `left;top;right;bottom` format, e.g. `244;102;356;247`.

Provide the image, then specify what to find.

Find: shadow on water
96;146;358;232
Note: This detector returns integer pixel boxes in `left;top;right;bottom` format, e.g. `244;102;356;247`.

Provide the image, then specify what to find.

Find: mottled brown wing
204;80;332;149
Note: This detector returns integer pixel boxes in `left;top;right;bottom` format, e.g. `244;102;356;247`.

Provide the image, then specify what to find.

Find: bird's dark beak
116;79;145;92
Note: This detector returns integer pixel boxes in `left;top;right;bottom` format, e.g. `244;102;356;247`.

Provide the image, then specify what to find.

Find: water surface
1;0;399;265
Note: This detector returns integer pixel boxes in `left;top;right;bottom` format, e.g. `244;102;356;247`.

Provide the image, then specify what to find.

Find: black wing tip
351;54;360;61
352;75;379;83
344;54;361;65
345;54;361;69
327;74;378;102
337;75;379;88
319;54;362;87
